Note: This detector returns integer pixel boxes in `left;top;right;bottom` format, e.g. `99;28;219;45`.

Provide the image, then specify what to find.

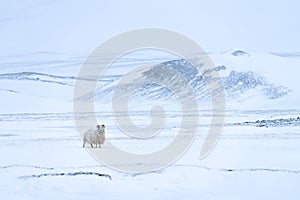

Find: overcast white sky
1;0;300;55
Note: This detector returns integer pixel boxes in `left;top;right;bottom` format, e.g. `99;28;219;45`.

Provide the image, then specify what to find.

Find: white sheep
82;124;106;148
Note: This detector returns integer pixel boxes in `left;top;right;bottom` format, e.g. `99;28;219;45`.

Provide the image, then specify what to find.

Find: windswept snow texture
0;72;77;86
224;70;290;100
232;116;300;128
1;49;300;199
84;55;293;108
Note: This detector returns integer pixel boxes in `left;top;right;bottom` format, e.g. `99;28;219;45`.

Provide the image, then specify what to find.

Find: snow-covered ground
1;50;300;199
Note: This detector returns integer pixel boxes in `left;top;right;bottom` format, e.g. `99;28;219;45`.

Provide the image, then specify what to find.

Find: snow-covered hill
1;49;299;113
78;49;300;110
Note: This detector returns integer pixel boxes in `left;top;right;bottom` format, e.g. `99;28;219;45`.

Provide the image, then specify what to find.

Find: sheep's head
96;124;105;132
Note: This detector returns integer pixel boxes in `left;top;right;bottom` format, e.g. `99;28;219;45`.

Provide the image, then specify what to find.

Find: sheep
82;124;106;148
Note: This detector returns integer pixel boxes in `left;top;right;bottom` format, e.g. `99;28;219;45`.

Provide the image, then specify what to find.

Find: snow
2;0;300;197
0;48;300;199
1;116;300;199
